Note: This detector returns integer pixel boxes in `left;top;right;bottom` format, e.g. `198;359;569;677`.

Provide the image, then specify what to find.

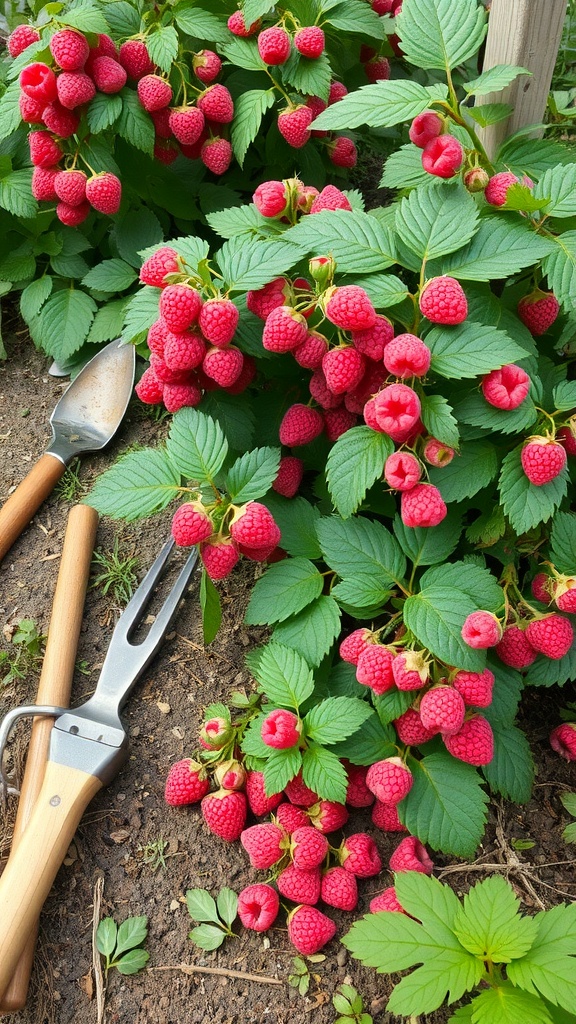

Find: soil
0;320;575;1024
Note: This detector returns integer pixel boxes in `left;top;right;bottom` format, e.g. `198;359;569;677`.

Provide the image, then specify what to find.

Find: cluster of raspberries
12;27;126;224
170;498;283;581
340;629;496;767
164;710;435;954
495;611;575;669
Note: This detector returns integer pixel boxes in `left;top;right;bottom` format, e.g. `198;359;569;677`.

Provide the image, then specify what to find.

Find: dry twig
152;963;283;985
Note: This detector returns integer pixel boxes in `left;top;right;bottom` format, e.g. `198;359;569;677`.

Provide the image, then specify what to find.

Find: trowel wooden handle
0;504;98;1013
0;454;67;563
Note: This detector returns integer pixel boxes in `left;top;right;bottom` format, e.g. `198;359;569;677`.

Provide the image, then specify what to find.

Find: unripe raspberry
297;183;321;209
50;29;90;71
85;171;121;215
261;708;302;749
273;456;304;498
553;577;576;613
370;887;406;914
392;650;429;690
482;364;531;409
461;610;502;649
56;200;90;226
328;136;358;168
20;63;58;104
294;26;325;58
29;130;62;167
19;93;45;124
230;501;281;550
521;436;567;486
263;305;308;352
258;26;291;65
294;331;329;369
384;333;431;378
278;105;314;148
525;614;574;659
31;165;58;201
409;110;443;148
253;179;289;217
193;49;222;83
227;10;262;36
485;171;520;207
373;383;421;442
322;346;365;395
171;502;213;546
444;715;494;766
309;184;352;213
279;403;324;446
423;437;455;467
203;346;243;386
54;168;87;206
238;884;279;932
464;166;490;193
549;722;576;761
339;628;375;665
42;100;79;137
419;684;466;735
366;757;413;804
197;83;234;123
422;134;464;177
199;715;232;750
56;71;96;109
8;24;40;58
364;55;391;83
324;285;376;331
169;105;205;145
371;800;407;832
389;836;434;874
351;315;394;360
118;39;154;79
356;644;395;695
517;290;560;336
452;668;494;708
393;707;436;746
495;625;537;669
200;538;239;580
135;366;163;405
419;276;467;325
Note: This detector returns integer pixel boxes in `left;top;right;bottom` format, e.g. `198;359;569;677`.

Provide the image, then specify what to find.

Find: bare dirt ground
1;320;575;1024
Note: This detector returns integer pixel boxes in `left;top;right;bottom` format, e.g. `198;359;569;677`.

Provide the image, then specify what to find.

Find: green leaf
396;0;487;71
525;639;576;688
304;697;373;745
396;183;479;261
251;641;314;709
497;135;574;178
225;446;280;503
166;408;228;483
560;792;576;820
189;924;226;951
420;394;460;448
104;1;141;36
241;714;273;759
83;259;137;292
59;2;109;33
499;447;569;534
87;298;128;345
219;37;267;70
466;103;513;129
312;80;448;131
429;440;499;503
0;80;26;142
87;92;122;133
562;822;576;844
200;570;222;645
263;746;303;795
317;515;406;588
541;232;576;310
454;875;538;962
464;65;531;96
96;918;117;957
342;272;409;308
174;4;232;44
330;711;395;765
501;183;550;213
507;902;576;1014
373;689;414;725
421;561;503;611
272;596;341;667
86;448;181;521
553;380;576;412
201;391;255;453
325;0;387;37
403;588;485;671
484;659;523;726
117;89;154;156
146;25;179;72
472;986;554;1024
393;510;461;568
122;285;160;344
115;916;148;957
246;558;324;626
435;216;556;282
426;322;527;379
216;236;303;292
331;575;392;614
243;0;275;22
20;276;52;322
263;495;322;559
301;744;348;803
550;512;576;574
115;949;149;975
454;391;538;436
402;752;489;857
206;203;277;240
283;209;395;274
534;165;576;219
326;426;393;518
230;89;275;167
0;169;38;219
482;723;535;804
381;144;432;191
281;50;331;102
36;288;96;360
186;888;220;923
216;888;238;928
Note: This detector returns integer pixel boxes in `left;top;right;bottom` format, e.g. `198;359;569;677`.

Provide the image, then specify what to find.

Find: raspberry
87;34;118;66
308;368;342;410
20;63;58;104
273;456;304;498
253;179;289;218
291;826;329;869
53;169;87;208
241;823;286;868
193;50;222;83
49;28;89;71
444;715;494;766
199;538;239;580
554;578;576;613
464;166;490;193
339;628;374;665
383;452;420;493
366;758;413;804
171;503;213;546
278;865;321;905
285;772;319;808
287;905;336;955
409;110;443;148
160;284;202;332
154;140;179;165
247;276;291;320
19;93;45;123
275;802;309;832
461;611;502;649
558;422;576;456
29;130;62;167
323;407;357;442
321;867;358;911
227;10;261;36
279;403;324;446
393;707;436;746
140;247;179;288
485;171;520;207
329;81;348;103
42;101;79;137
356;645;395;695
118;39;154;79
85;172;121;214
419;276;467;325
294;26;325;58
134;366;163;405
346;364;388;414
482;364;531;409
91;55;127;93
344;762;374;807
371;800;407;832
420;685;466;736
521;437;567;486
238;541;279;563
525;614;574;659
327;136;358;169
198;136;231;174
225;353;257;394
31;165;58;201
452;668;495;708
162;381;202;412
351;314;394;360
263;305;308;353
258;26;292;65
495;625;538;669
549;722;576;761
370;887;406;914
422;134;464;177
340;833;382;877
197;297;238;347
532;572;553;603
230;501;281;549
164;758;209;805
197;84;234;123
56;201;90;226
199;715;232;750
8;25;40;58
261;708;301;749
389;836;434;874
245;770;283;816
169;106;205;145
137;74;172;111
238;884;279;932
325;286;376;331
423;437;455;467
392;650;429;690
214;758;246;791
322;346;365;395
384;333;431;378
278;105;314;148
309;185;352;213
201;788;247;841
372;0;399;10
365;56;391;83
517;291;560;336
308;800;348;833
203;345;243;386
373;384;421;442
56;71;96;109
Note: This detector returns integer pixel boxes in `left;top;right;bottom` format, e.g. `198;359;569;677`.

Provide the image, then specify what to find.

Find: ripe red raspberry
118;39;154;79
517;291;560;336
247;276;290;319
279;403;324;446
464;166;490;193
525;614;574;659
321;867;358;911
245;770;283;816
91;55;127;93
160;284;202;332
308;800;348;834
532;572;553;603
56;200;90;226
339;628;374;665
452;668;495;708
49;28;90;71
420;685;466;736
294;26;325;58
201;137;233;174
366;758;413;804
86;34;118;68
162;381;203;412
291;826;329;869
19;93;45;124
31;165;58;201
364;55;391;83
322;346;365;395
344;761;374;807
227;10;261;36
308;367;342;410
422;437;455;467
482;364;531;409
278;864;321;905
495;625;537;669
422;134;464;177
323;407;357;442
230;501;281;550
327;136;358;168
444;715;494;766
340;833;382;877
351;314;394;360
238;884;279;932
241;823;286;868
276;802;309;832
370;887;406;914
197;84;234;123
558;421;576;456
328;80;348;103
393;707;436;746
54;169;87;206
225;353;256;394
372;800;407;832
8;25;40;58
135;367;163;404
193;50;222;83
461;611;502;649
137;74;172;111
554;578;576;613
140;247;179;288
263;305;308;352
199;715;232;750
550;722;576;761
201;788;247;841
42;100;79;137
309;184;352;213
20;63;58;104
383;452;420;493
325;285;376;331
253;179;289;217
56;71;96;109
29;130;62;167
278;104;314;148
521;436;567;486
392;650;429;690
287;905;336;955
154;140;179;165
261;708;301;749
203;345;243;386
169;105;205;145
419;276;467;324
356;644;395;695
272;456;304;497
171;502;213;546
409;110;443;147
389;836;434;874
200;538;239;580
373;384;421;442
197;297;238;347
384;333;431;378
164;757;209;805
85;171;121;214
285;773;319;808
485;171;520;207
258;26;292;64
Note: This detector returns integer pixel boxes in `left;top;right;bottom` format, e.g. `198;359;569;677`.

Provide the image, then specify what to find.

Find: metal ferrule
49;722;129;785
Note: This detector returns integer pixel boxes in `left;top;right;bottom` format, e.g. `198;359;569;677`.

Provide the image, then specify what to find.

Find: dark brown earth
0;321;575;1024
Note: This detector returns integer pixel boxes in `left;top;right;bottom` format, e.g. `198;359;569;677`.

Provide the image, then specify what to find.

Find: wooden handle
0;454;67;563
0;760;103;1000
0;505;98;1013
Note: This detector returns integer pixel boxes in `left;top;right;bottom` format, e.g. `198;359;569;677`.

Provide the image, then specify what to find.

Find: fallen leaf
109;828;131;844
79;972;94;999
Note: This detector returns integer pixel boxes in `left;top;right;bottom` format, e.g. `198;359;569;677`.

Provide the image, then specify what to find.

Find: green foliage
91;538;139;606
0;619;45;687
332;983;373;1024
186;887;238;951
96;915;149;977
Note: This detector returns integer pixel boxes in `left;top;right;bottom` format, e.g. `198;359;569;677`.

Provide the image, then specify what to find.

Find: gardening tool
0;538;199;1000
0;337;135;563
0;503;98;1013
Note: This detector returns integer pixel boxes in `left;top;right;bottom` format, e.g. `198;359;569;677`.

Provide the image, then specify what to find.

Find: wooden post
478;0;567;160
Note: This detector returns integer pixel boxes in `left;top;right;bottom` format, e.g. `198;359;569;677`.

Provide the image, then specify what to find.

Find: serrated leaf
189;924;226;951
454;391;538;436
216;236;302;292
330;711;395;765
435;216;556;281
83;259;137;292
115;949;149;975
402;753;489;857
0;169;38;218
117;89;154;156
200;570;221;645
263;746;303;795
550;512;576;574
20;276;52;322
186;888;220;923
525;638;576;688
201;391;255;453
59;2;109;33
146;25;179;73
231;89;275;166
272;596;341;667
96;918;117;956
246;558;323;625
541;231;576;310
317;515;406;588
553;380;576;411
326;0;387;37
534;165;576;218
466;103;513;129
464;65;531;96
166;408;228;483
373;689;414;725
497;135;574;178
263;495;321;559
219;36;267;70
380;144;432;191
216;888;238;928
304;697;373;745
429;440;499;502
499;447;569;534
312;80;448;131
421;561;503;611
87;298;128;345
301;744;348;803
115;916;148;957
206;203;277;240
86;448;181;520
0;79;26;142
426;322;527;379
396;0;487;71
281;50;331;103
36;288;96;360
484;659;523;726
240;714;271;759
251;641;314;708
122;285;160;344
331;574;392;613
481;723;534;804
420;394;460;448
507;902;576;1008
388;953;482;1017
403;587;485;671
393;510;461;568
173;3;230;42
454;875;538;962
283;209;395;274
87;92;122;133
396;183;479;261
501;183;550;213
562;822;576;844
104;1;141;36
326;426;393;518
243;0;275;22
225;446;280;503
342;272;409;307
472;986;554;1024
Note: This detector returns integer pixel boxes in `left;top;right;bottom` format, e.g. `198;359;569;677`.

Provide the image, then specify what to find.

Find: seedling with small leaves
186;887;238;951
560;792;576;844
332;984;373;1024
0;619;45;687
96;915;149;978
91;539;139;606
55;460;86;503
138;836;169;872
288;954;326;996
